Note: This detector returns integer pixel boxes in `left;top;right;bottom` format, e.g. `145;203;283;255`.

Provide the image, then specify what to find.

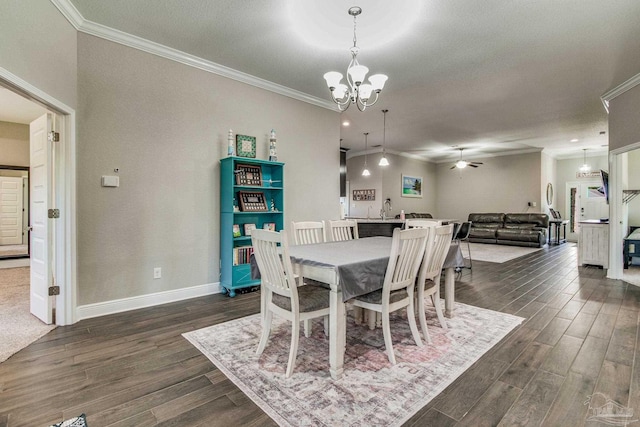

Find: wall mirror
546;182;554;206
0;165;29;259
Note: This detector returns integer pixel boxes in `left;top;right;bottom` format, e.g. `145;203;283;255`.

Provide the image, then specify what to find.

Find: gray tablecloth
251;236;464;302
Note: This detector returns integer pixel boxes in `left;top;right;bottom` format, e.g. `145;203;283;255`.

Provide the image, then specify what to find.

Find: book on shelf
233;246;254;266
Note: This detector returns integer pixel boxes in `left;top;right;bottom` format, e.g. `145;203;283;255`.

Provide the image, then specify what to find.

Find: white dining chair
405;218;443;229
291;221;325;245
325;219;359;242
350;227;428;364
291;220;329;337
252;229;330;378
416;223;455;343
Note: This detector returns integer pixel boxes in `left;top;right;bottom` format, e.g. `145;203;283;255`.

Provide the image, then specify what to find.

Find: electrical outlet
532;202;537;207
153;267;161;279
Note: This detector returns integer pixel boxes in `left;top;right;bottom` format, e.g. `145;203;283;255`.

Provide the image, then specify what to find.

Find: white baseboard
76;282;222;320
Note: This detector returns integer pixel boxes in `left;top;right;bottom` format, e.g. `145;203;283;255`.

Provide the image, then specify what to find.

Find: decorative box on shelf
220;157;284;297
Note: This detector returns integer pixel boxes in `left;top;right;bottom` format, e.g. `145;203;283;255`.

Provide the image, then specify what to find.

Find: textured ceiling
62;1;640;161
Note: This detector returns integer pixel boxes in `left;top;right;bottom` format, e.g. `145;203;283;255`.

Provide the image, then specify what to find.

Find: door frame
0;165;30;257
0;66;77;326
610;142;640;280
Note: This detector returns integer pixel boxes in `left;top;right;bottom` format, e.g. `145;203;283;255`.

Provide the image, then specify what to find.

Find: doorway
565;180;608;242
1;66;77;326
0;165;29;259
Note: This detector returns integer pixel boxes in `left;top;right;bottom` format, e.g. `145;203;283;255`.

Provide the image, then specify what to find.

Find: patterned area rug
466;242;544;263
184;302;523;427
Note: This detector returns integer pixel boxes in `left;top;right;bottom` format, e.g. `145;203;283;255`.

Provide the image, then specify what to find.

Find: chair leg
367;309;376;330
257;309;273;355
431;292;448;330
304;319;311;338
407;288;423;348
286;318;300;378
381;309;396;365
466;239;472;269
323;315;329;337
417;283;432;344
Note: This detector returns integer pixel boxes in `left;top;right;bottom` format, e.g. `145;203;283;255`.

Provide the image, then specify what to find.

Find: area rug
183;302;523;427
0;267;56;363
465;242;544;263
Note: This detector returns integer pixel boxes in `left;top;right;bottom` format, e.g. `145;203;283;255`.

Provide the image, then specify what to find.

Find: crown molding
600;72;640;113
50;0;338;112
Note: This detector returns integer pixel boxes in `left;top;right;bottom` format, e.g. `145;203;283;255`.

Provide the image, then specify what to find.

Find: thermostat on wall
101;175;119;187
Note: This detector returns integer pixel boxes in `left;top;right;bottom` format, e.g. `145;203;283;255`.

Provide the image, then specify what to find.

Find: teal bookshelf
220;157;284;297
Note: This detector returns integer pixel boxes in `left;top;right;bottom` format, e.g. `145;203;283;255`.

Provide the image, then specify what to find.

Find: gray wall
609;84;640;151
627;149;640;226
0;0;77;110
77;34;339;305
435;151;542;221
346;152;436;218
0;121;29;166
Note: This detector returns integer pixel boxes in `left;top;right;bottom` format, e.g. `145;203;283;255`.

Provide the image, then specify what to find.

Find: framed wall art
401;175;423;198
353;189;375;201
236;134;257;158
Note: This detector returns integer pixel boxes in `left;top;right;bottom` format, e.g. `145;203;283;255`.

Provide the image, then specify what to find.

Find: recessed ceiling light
342;121;350;127
570;138;579;142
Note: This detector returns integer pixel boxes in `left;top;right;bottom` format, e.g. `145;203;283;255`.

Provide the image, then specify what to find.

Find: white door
30;114;53;324
567;180;609;242
0;177;23;245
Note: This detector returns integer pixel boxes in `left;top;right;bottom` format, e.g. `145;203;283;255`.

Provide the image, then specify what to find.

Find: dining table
285;236;464;380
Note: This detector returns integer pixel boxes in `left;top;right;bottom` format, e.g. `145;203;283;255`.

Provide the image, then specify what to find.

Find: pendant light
579;148;590;172
362;132;371;176
379;109;390;166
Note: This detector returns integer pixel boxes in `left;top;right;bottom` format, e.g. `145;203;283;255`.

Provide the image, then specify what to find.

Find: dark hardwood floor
1;242;639;426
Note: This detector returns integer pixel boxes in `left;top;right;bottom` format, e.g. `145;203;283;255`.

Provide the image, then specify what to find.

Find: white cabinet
578;220;609;268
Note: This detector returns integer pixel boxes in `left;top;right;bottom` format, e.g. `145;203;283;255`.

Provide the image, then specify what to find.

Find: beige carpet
0;267;56;363
464;242;544;263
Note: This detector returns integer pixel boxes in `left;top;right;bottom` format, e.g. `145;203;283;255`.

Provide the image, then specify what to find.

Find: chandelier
323;7;388;112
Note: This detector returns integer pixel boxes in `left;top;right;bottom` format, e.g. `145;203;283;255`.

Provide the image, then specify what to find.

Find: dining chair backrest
291;221;325;245
251;229;299;302
326;219;359;242
405;219;443;229
417;224;455;284
383;227;429;293
455;221;472;241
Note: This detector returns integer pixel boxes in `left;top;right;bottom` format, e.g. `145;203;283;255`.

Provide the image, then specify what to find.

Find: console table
548;219;569;245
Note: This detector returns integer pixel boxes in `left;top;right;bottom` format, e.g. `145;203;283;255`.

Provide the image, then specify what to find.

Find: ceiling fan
450;148;483;169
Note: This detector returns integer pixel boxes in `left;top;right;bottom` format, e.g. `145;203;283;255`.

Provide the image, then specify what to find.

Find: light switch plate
102;175;119;187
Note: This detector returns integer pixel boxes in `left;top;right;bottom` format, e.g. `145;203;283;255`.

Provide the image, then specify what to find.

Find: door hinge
48;286;60;296
48;208;60;218
48;131;60;142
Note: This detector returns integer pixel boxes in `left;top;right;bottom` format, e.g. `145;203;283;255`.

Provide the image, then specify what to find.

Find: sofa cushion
468;213;505;224
470;226;499;239
496;228;543;243
505;213;549;228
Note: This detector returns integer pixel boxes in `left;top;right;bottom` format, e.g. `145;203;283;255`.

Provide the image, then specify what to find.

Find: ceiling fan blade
469;164;479;168
450;165;456;169
470;162;483;165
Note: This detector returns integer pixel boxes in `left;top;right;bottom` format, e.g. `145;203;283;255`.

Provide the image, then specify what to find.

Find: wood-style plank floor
1;242;639;426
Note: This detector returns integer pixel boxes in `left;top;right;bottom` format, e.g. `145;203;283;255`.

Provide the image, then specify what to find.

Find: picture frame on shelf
401;174;423;198
244;223;257;236
232;224;241;238
236;135;257;158
235;163;262;186
238;191;268;212
263;222;276;231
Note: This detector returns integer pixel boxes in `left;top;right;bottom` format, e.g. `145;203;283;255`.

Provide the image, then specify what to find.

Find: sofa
468;213;548;247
